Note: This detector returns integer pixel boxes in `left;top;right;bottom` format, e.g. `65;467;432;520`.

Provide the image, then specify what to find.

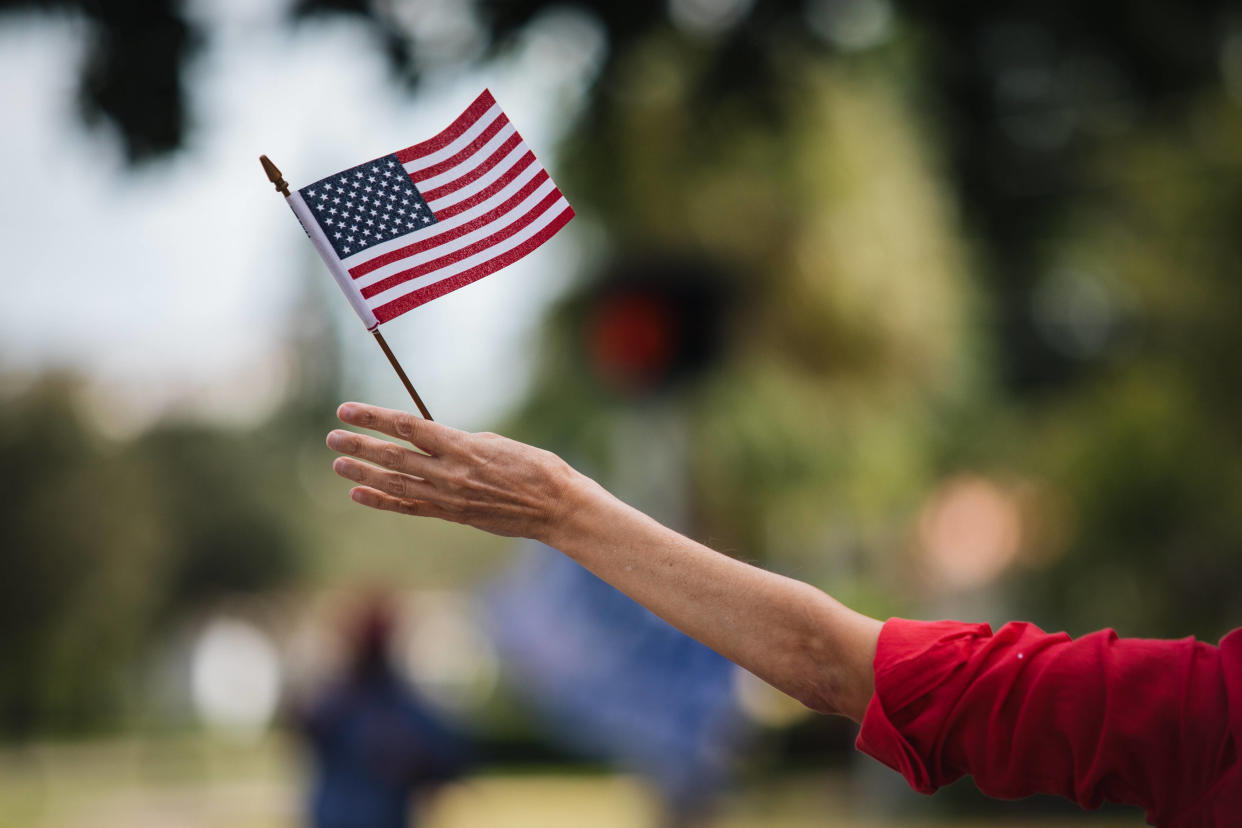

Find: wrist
537;462;609;552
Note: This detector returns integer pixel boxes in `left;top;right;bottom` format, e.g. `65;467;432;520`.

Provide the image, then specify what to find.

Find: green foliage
0;376;301;737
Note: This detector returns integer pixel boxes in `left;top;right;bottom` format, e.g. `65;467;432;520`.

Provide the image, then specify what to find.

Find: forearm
544;469;881;721
326;402;881;720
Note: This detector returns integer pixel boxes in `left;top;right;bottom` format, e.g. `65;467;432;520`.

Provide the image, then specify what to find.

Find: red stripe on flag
361;190;565;300
421;133;522;203
373;206;575;323
348;169;552;279
433;151;536;219
395;90;496;163
406;114;508;180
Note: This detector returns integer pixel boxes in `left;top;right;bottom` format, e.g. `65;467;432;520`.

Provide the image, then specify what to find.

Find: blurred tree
0;375;162;736
1011;96;1242;639
0;0;199;161
0;374;303;737
131;424;299;612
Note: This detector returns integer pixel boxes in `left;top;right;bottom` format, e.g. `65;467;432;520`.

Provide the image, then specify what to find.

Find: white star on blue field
299;155;437;258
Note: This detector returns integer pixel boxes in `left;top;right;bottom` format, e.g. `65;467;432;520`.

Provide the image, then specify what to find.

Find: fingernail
338;403;355;420
332;457;348;474
326;430;344;450
350;488;366;502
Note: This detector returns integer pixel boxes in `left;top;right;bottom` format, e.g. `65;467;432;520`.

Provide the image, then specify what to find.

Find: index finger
337;402;461;455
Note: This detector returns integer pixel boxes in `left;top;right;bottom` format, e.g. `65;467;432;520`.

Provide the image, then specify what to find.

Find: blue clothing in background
304;668;468;828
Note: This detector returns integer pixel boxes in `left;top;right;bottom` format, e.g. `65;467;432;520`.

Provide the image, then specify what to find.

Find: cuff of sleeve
854;617;993;795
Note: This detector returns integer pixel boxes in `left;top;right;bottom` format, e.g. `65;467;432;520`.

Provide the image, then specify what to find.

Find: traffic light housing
579;254;733;398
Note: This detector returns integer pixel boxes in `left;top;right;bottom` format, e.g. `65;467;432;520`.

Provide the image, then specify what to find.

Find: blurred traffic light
580;254;733;398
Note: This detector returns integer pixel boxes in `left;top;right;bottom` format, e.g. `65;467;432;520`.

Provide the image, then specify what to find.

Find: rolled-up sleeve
856;619;1241;826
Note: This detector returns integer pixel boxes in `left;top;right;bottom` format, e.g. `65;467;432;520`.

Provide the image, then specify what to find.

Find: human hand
326;402;577;541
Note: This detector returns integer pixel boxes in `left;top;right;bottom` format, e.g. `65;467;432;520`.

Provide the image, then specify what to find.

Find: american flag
288;90;574;329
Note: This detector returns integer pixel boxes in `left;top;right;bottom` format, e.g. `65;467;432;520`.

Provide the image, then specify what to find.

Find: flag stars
304;154;436;258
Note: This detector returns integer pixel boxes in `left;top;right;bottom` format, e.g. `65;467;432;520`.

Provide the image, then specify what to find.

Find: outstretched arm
324;402;1241;823
326;402;881;721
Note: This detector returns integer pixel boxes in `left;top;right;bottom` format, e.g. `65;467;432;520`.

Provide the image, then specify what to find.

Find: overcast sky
0;0;603;434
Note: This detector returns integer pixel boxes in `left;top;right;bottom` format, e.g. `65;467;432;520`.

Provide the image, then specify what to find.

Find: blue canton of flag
298;154;437;260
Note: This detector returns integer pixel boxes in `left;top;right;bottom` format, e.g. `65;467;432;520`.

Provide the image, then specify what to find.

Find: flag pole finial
259;154;290;196
258;152;434;421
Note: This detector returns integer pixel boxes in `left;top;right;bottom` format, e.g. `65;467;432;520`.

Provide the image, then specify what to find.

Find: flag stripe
361;188;565;299
366;198;571;308
421;132;524;203
401;105;501;175
426;143;531;213
348;169;552;280
372;204;574;322
395;91;497;163
431;150;537;218
339;160;544;269
408;116;511;185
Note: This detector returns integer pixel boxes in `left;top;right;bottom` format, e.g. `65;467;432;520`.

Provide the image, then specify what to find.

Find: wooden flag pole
260;154;434;421
372;329;433;421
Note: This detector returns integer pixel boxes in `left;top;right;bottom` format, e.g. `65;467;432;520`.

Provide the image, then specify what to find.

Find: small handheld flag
260;89;574;419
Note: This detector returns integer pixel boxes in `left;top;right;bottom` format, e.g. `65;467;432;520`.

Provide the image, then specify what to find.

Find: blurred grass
0;734;1143;828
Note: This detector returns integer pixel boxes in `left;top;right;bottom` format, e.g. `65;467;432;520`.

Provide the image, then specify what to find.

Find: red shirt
856;619;1242;826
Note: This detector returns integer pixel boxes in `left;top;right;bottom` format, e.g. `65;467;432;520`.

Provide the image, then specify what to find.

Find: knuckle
380;444;404;469
394;415;416;439
388;475;408;498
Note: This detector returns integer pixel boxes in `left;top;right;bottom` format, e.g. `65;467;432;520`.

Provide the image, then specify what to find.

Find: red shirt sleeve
856;618;1242;826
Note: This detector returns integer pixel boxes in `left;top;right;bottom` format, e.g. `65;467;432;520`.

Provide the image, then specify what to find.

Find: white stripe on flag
402;105;503;171
413;123;517;192
338;161;544;269
364;196;571;310
426;142;530;212
353;178;560;292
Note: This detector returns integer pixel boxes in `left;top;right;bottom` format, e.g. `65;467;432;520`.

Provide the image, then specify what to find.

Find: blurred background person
297;593;470;828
